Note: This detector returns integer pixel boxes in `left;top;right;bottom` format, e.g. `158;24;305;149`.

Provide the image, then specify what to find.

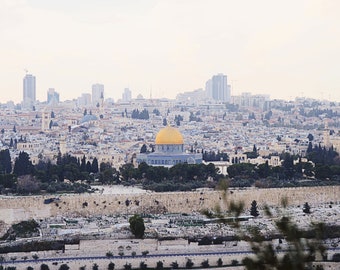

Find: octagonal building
137;126;202;167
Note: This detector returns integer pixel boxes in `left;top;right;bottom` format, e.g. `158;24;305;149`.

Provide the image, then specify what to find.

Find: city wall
0;186;339;224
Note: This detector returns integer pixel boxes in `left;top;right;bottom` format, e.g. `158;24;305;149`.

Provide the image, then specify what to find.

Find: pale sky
1;0;340;103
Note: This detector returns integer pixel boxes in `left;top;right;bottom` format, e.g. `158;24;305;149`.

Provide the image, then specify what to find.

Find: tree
123;263;131;270
201;259;209;268
139;262;147;270
250;200;259;217
217;258;223;267
186;259;194;269
163;118;167;126
40;264;50;270
58;264;70;270
307;133;314;141
13;151;34;176
106;251;113;258
156;261;163;270
0;149;12;173
16;175;40;194
129;214;145;238
242;202;326;270
140;144;147;153
108;262;115;270
91;158;99;173
171;261;179;269
303;202;311;214
92;263;99;270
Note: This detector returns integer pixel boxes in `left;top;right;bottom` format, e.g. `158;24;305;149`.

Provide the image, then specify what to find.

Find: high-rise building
47;88;60;104
92;84;104;106
205;73;230;102
77;93;92;107
122;88;132;102
23;74;36;108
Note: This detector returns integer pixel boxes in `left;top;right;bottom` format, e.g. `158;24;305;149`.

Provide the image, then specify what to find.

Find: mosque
137;126;202;167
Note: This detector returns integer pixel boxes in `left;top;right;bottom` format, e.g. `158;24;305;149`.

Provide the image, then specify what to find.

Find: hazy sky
1;0;340;103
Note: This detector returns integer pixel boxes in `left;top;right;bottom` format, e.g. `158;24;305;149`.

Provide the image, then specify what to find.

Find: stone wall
0;186;339;224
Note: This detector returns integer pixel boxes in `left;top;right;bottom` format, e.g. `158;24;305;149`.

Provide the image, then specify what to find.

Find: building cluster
0;73;339;174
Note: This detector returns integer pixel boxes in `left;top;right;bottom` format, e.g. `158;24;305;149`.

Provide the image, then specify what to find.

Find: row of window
157;145;184;152
150;159;183;165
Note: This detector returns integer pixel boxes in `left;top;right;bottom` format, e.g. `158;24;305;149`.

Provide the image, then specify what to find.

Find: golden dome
155;126;184;145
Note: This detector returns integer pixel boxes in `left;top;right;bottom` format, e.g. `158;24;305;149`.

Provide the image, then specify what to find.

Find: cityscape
0;71;339;269
1;1;340;270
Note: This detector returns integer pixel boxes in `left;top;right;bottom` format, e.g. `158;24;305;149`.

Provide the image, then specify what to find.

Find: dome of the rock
155;126;184;145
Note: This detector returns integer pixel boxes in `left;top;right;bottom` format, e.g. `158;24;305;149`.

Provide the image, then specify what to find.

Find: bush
332;253;340;262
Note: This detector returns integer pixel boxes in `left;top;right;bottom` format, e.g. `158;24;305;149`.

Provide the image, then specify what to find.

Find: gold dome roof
155;126;184;145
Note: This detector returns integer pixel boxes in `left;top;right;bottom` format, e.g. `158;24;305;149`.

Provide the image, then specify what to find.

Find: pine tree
0;149;12;173
91;158;99;173
250;200;259;217
13;151;34;176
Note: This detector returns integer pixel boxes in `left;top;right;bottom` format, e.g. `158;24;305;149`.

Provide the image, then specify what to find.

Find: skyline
1;0;340;103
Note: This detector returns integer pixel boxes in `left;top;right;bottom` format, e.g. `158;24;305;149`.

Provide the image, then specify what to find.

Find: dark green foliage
307;133;314;141
139;262;147;270
92;263;98;270
186;259;194;269
171;261;178;269
0;238;79;254
201;259;209;268
203;150;228;162
227;163;256;178
13;151;34;176
333;253;340;262
0;149;12;174
217;258;223;267
0;173;16;191
120;162;219;192
91;158;99;173
123;263;131;270
106;251;113;258
129;214;145;238
156;260;163;270
303;202;311;214
153;108;160;116
131;108;149;120
242;207;326;270
140;144;147;153
231;260;238;266
189;112;202;122
40;264;50;270
58;264;69;270
307;144;338;166
108;262;115;270
250;200;259;217
1;220;39;240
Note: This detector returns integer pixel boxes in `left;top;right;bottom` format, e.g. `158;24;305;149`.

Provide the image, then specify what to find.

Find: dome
80;114;98;124
155;126;184;145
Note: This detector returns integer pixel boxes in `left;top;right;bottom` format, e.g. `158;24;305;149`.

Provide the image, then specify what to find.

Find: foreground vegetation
0;143;339;195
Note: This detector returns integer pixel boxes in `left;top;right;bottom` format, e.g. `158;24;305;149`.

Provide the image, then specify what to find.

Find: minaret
323;119;330;148
41;109;51;131
59;136;67;155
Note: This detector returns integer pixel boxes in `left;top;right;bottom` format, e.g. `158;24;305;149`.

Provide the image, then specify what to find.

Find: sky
1;0;340;103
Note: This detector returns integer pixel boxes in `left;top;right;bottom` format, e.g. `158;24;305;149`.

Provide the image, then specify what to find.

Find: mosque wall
0;186;339;224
